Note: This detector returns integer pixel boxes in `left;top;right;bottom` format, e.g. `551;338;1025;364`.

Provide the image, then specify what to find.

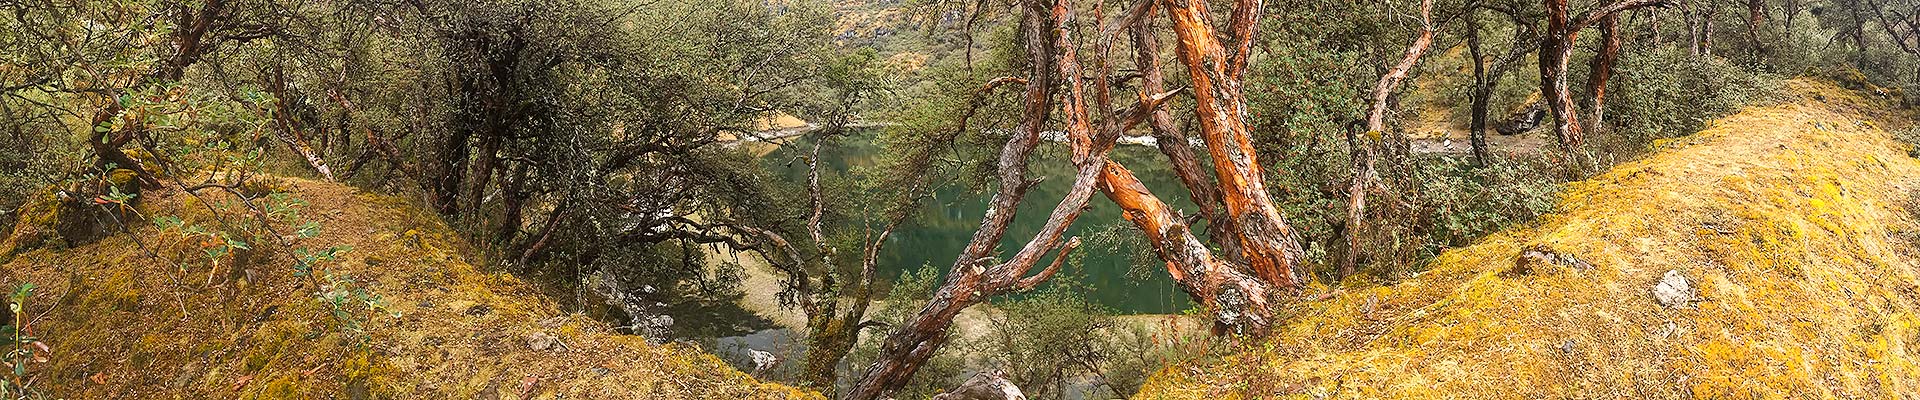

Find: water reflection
759;131;1201;314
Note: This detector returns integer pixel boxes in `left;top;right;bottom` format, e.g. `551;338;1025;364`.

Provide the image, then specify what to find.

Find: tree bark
1098;160;1277;332
1583;14;1622;129
1467;8;1541;168
268;64;336;181
1342;0;1439;278
845;1;1072;397
1161;0;1307;288
1542;0;1584;160
1467;10;1492;167
844;1;1183;397
1130;12;1244;266
1745;0;1769;57
1540;0;1670;168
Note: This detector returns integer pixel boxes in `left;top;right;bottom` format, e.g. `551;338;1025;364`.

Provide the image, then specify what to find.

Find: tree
1539;0;1673;165
1464;1;1541;167
1342;0;1450;277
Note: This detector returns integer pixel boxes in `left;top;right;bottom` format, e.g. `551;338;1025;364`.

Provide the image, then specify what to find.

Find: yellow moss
1137;79;1920;398
3;173;817;398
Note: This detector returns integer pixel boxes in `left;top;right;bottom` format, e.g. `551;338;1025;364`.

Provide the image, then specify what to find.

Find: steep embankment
0;180;817;398
1138;79;1920;398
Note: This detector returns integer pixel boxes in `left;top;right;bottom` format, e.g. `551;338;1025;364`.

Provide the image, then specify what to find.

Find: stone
933;370;1026;400
1652;270;1696;308
1504;245;1593;277
750;349;778;375
525;332;558;351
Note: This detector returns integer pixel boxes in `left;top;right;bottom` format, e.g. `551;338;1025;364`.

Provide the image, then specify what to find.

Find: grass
1135;79;1920;398
0;177;820;398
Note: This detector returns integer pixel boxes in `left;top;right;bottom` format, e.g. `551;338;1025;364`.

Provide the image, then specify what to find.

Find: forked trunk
1161;0;1307;288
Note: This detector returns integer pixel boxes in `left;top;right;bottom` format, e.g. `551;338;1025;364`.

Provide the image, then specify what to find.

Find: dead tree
1540;0;1672;166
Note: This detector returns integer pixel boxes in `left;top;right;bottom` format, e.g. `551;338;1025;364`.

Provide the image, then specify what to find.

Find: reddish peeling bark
1160;0;1306;288
1541;0;1670;165
1098;160;1276;332
1130;12;1244;265
1583;14;1622;129
1542;0;1582;158
843;0;1170;397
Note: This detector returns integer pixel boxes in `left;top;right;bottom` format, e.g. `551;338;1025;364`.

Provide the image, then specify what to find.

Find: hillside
1137;80;1920;398
0;180;819;398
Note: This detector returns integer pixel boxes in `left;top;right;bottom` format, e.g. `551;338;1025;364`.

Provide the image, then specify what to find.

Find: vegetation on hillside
6;0;1920;398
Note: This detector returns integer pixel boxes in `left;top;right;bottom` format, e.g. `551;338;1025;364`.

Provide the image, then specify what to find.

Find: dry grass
1136;79;1920;399
1;178;819;398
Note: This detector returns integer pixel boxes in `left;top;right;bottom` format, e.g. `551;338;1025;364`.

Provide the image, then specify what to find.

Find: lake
756;131;1202;314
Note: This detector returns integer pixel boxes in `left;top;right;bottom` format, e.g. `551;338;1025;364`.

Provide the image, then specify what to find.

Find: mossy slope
0;177;818;398
1137;79;1920;398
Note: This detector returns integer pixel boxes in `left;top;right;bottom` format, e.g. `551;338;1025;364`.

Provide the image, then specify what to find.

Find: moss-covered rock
0;169;145;261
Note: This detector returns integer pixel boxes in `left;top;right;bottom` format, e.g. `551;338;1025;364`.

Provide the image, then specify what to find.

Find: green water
759;132;1200;314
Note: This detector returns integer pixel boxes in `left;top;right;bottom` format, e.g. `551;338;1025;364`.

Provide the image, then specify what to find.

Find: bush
1604;48;1782;160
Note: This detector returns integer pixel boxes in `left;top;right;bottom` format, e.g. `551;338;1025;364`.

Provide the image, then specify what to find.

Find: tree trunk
1162;0;1308;288
1467;10;1493;167
1468;7;1541;168
1583;14;1622;130
1343;0;1438;278
1746;0;1768;57
845;2;1181;397
268;64;337;181
1701;0;1716;57
1098;160;1278;332
845;2;1068;398
1542;0;1672;170
1130;12;1244;266
1542;0;1585;162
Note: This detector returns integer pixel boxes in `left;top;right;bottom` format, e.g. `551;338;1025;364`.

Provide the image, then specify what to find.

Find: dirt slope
0;179;818;398
1137;79;1920;398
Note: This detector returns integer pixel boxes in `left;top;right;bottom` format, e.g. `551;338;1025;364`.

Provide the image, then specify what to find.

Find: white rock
750;349;778;375
1653;270;1696;308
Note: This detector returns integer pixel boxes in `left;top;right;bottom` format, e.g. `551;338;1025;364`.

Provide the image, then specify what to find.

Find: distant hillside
1138;79;1920;398
0;179;818;398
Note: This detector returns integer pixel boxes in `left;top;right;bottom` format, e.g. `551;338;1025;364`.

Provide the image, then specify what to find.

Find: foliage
1605;47;1784;161
0;283;48;400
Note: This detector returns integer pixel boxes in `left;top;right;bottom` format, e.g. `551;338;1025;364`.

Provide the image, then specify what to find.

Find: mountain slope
0;178;818;398
1138;79;1920;398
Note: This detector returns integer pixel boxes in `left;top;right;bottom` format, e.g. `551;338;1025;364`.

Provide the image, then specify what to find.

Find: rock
525;332;558;351
1495;102;1548;135
1652;270;1696;308
749;349;778;375
1504;245;1593;277
933;370;1026;400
